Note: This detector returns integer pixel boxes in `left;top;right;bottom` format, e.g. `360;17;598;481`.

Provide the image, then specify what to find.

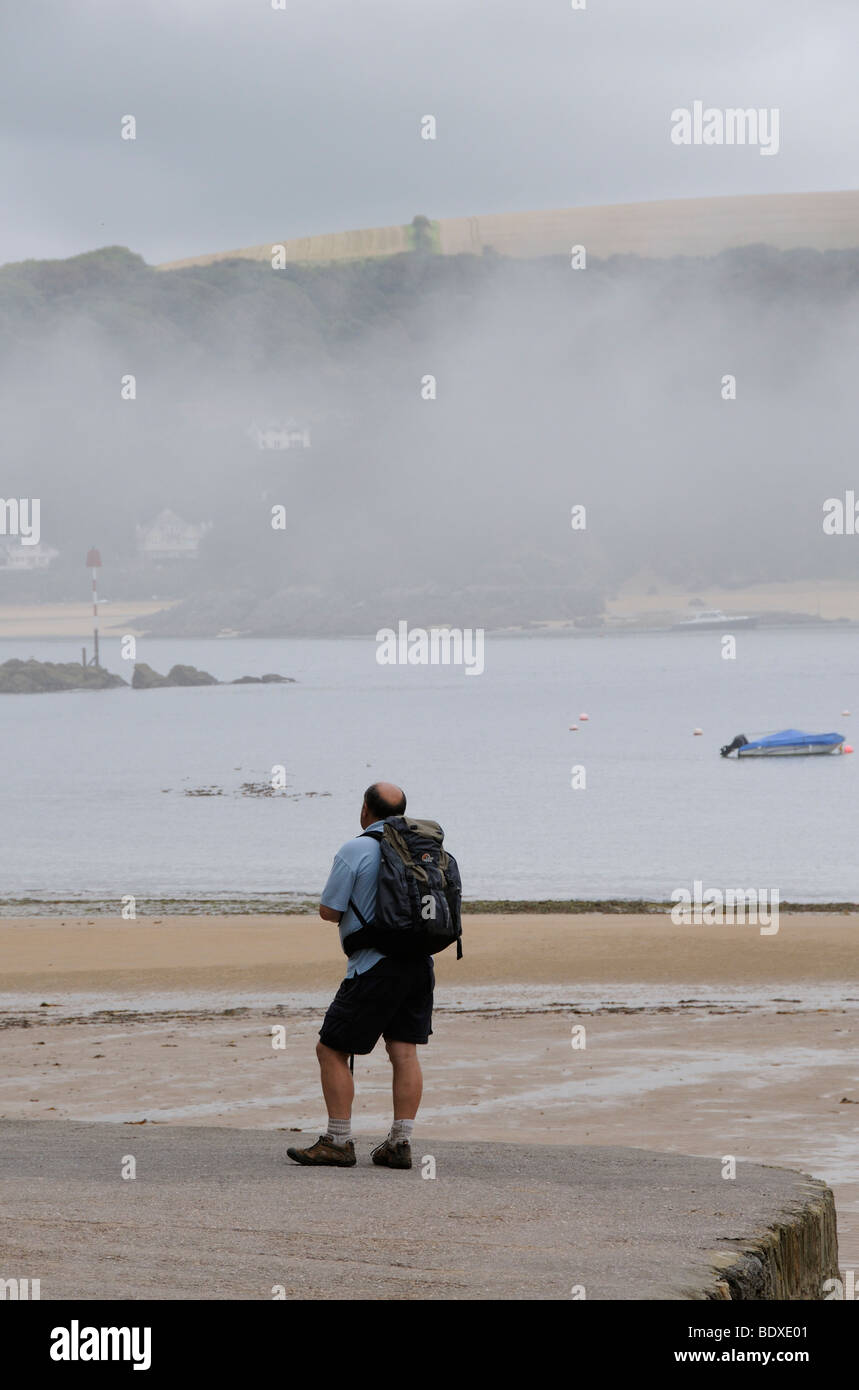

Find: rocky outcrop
0;657;294;692
0;659;126;693
163;663;217;686
133;662;292;688
230;673;295;684
131;662;170;689
132;662;217;687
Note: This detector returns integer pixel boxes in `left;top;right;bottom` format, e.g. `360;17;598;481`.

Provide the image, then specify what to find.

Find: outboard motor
720;733;748;758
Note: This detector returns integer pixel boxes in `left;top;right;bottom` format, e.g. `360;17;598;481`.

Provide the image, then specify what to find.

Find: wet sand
1;913;857;1275
3;911;858;996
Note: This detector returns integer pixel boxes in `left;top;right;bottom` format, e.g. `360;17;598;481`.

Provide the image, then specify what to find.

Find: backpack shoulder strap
346;896;371;929
345;829;384;932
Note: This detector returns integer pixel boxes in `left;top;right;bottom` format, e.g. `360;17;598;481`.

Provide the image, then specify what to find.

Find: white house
0;540;59;571
136;509;212;560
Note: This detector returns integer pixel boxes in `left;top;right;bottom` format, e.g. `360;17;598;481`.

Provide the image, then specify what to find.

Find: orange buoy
569;724;579;731
693;728;703;736
843;744;854;755
579;713;589;721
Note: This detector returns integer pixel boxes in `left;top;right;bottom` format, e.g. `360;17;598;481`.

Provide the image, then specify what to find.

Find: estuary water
1;628;857;909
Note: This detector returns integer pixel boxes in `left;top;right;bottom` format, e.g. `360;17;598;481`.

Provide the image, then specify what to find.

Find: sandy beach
0;601;175;640
4;910;858;995
604;578;859;624
2;912;857;1278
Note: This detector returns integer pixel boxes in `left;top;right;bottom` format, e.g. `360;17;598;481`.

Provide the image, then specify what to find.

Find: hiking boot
287;1135;356;1166
370;1137;412;1169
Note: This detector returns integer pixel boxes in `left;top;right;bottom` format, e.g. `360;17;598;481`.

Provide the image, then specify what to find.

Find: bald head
361;781;406;826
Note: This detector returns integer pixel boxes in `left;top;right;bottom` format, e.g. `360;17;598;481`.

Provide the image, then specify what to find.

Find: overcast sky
1;0;857;267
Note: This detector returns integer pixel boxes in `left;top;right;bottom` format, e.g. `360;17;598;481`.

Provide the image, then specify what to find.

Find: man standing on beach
287;781;434;1171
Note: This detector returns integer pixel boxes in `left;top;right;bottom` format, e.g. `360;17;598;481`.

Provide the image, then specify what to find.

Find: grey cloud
1;0;857;266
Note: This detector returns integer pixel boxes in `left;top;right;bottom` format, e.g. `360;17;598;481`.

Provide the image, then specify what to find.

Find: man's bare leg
316;1041;354;1119
369;1040;421;1167
385;1039;422;1119
286;1043;356;1164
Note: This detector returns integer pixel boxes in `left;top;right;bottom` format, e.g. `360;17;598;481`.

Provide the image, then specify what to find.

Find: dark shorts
319;955;434;1055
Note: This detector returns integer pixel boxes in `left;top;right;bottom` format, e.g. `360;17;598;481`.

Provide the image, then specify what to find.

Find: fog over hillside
2;240;858;635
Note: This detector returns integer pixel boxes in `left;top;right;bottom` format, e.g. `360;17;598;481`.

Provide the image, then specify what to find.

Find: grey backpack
345;816;463;960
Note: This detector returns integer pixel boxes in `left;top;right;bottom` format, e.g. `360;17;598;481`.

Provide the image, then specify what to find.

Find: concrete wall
706;1179;839;1300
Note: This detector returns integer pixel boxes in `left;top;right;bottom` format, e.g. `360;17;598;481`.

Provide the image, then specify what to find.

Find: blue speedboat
721;729;846;758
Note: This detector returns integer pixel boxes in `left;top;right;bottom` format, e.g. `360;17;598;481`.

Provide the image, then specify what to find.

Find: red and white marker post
86;548;102;667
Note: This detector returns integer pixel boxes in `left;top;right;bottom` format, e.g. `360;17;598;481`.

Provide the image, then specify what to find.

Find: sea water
1;628;856;909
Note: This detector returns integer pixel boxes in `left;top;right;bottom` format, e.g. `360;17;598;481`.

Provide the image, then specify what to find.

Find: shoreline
4;897;859;919
3;595;859;642
1;619;858;645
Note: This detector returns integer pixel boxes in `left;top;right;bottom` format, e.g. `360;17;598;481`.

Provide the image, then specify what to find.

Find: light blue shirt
321;821;386;977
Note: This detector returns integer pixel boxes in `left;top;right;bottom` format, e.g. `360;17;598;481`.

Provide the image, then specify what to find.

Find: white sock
325;1117;352;1146
389;1118;414;1144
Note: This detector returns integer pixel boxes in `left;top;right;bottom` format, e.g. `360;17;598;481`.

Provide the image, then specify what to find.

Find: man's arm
319;851;355;926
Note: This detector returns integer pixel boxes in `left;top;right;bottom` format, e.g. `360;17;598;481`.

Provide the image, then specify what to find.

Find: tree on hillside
410;215;435;254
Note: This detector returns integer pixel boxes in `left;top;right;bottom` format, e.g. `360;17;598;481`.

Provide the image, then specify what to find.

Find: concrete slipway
0;1122;838;1300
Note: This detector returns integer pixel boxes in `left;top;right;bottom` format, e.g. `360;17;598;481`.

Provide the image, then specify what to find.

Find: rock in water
165;664;218;687
230;673;295;684
0;659;290;693
132;663;218;688
0;658;127;693
132;662;170;689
